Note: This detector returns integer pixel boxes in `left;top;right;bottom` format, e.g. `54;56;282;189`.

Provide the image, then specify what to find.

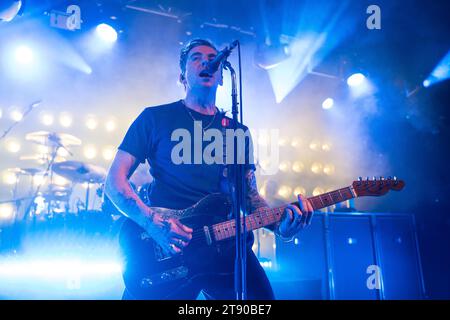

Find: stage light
311;162;323;174
278;136;288;147
40;112;54;126
15;45;33;65
105;120;116;132
347;73;366;87
59;113;73;127
312;187;325;196
0;1;22;22
322;143;331;151
2;172;17;185
0;204;14;220
278;161;291;172
96;23;118;43
309;140;320;151
278;185;292;199
323;164;335;175
255;41;290;70
322;98;334;109
292;161;304;173
6;140;21;153
291;138;301;148
85;116;98;130
423;50;450;88
293;186;306;197
10;109;23;122
102;146;115;161
83;145;97;159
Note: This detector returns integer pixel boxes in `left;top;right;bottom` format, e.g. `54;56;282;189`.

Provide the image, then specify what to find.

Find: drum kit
3;131;109;222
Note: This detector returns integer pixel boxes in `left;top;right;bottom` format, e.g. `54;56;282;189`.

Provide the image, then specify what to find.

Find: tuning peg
393;176;397;181
358;177;362;181
387;176;392;180
380;176;384;180
366;176;369;181
372;176;377;181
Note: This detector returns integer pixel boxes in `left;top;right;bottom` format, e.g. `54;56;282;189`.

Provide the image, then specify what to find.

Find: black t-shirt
119;100;255;210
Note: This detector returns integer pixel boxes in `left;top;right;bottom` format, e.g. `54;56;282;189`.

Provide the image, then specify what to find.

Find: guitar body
119;193;238;299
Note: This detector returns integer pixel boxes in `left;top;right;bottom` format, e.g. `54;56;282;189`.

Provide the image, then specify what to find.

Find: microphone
200;40;238;77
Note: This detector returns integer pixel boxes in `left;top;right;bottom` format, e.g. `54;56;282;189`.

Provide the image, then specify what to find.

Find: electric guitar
119;177;405;299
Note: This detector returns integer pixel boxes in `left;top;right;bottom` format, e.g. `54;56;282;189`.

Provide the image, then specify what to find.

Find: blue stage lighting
95;23;118;43
347;73;366;87
423;50;450;88
322;98;334;109
15;45;33;64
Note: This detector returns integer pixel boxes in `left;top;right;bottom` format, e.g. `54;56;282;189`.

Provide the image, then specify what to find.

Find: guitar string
168;183;386;244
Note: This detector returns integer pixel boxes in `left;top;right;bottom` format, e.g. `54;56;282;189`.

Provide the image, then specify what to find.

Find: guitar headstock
352;176;405;197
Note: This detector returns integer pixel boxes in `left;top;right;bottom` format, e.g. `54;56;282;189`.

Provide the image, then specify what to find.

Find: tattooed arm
105;150;192;255
245;169;270;212
245;169;313;239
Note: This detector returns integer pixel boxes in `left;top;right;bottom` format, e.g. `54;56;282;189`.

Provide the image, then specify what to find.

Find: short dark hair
179;39;218;78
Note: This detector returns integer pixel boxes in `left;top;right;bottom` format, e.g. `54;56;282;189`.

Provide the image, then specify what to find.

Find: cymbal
25;131;81;148
52;160;106;184
7;167;43;176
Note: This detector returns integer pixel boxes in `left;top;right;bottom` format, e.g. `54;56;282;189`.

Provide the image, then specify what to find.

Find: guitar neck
212;186;356;241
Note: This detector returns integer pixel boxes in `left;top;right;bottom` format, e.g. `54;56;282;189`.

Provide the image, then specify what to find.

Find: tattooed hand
143;208;193;256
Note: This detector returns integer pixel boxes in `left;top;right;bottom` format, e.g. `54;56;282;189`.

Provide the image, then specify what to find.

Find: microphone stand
0;100;42;141
224;53;248;300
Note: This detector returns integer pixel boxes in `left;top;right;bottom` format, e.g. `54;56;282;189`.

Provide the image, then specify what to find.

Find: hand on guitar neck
276;194;314;240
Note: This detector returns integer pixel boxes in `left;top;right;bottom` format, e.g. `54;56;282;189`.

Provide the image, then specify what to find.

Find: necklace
182;99;218;132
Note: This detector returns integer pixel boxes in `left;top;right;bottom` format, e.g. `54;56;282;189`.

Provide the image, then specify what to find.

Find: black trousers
122;249;275;300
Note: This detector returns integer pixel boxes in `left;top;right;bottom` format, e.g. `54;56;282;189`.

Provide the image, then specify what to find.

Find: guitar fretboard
212;186;355;241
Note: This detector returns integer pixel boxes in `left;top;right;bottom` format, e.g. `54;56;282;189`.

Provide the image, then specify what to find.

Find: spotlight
277;185;292;199
10;109;23;122
312;187;324;196
96;23;118;43
6;140;21;153
2;172;17;185
292;161;304;173
322;98;334;110
311;162;323;174
105;120;116;132
323;164;335;175
423;79;431;88
278;161;291;172
83;145;97;159
254;40;290;70
309;140;320;151
293;186;306;196
347;73;366;87
15;45;33;64
0;1;23;22
0;203;15;220
59;113;73;127
102;146;115;161
40;113;53;126
85;116;98;130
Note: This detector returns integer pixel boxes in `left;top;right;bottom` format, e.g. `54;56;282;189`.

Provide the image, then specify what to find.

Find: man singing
105;39;314;299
